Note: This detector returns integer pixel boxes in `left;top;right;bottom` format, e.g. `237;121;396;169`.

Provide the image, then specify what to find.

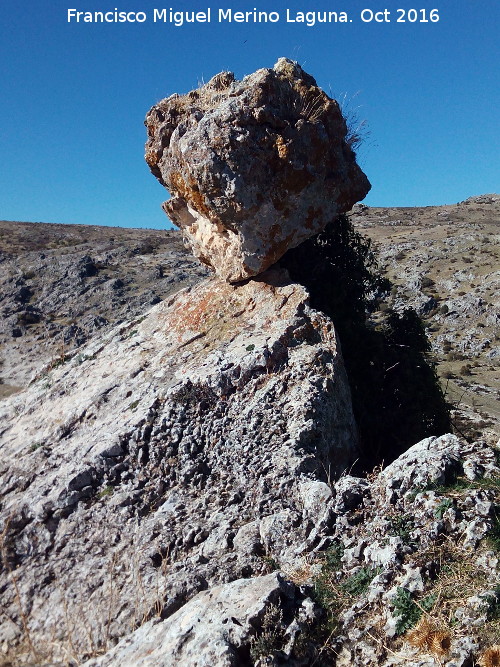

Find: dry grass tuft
406;617;436;650
479;645;500;667
429;630;452;657
0;516;171;666
282;558;314;586
406;617;451;659
416;536;491;615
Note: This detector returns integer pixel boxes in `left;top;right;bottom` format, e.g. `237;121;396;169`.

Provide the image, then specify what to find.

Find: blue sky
0;0;498;229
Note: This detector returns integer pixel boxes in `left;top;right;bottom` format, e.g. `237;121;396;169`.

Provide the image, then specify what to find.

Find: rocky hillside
1;198;499;666
2;194;498;434
0;56;499;667
0;221;208;395
350;193;500;436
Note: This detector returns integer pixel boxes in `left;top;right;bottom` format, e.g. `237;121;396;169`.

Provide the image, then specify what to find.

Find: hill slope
1;194;498;434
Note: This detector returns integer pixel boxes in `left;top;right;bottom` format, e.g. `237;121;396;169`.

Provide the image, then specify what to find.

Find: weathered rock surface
145;58;370;282
0;269;356;663
66;434;500;667
81;573;315;667
0;222;207;394
1;198;499;665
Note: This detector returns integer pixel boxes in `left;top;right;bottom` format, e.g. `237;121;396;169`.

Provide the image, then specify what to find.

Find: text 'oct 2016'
66;8;441;26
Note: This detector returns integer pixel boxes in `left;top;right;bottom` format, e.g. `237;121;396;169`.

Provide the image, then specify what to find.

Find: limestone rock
375;434;463;502
145;58;370;282
0;269;356;662
81;573;303;667
327;434;500;665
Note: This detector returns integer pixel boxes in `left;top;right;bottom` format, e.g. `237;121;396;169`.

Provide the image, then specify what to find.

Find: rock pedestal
0;270;357;662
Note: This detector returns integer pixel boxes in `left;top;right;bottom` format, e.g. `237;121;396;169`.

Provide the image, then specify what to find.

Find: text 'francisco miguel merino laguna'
67;8;351;26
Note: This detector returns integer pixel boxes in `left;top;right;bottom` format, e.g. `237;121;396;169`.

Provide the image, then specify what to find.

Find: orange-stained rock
145;58;370;282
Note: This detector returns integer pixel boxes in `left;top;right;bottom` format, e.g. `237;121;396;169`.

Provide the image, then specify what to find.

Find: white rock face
0;270;356;661
82;573;294;667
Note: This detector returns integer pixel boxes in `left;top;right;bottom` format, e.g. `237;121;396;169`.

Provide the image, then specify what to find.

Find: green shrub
421;276;435;289
170;381;217;412
281;214;450;470
392;588;437;635
341;566;381;597
388;514;416;545
435;498;454;519
487;508;500;552
323;542;344;570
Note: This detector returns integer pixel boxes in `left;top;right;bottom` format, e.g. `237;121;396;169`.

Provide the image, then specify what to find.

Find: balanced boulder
145;57;370;282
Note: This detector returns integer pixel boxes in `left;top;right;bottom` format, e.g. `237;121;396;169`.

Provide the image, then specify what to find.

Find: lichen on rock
0;270;357;662
145;57;370;282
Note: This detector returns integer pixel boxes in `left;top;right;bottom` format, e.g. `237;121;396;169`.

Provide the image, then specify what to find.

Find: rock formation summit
145;57;370;282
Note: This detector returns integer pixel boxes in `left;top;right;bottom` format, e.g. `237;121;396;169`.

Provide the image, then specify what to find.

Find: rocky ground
0;221;207;395
2;194;498;434
350;194;500;438
0;269;356;665
0;194;499;667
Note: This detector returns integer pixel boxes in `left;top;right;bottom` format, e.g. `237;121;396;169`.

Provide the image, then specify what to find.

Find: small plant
336;90;370;151
392;587;437;635
50;355;67;370
312;566;342;624
312;558;380;645
128;400;140;411
484;589;500;621
406;617;451;660
170;381;217;412
435;498;454;519
250;603;285;662
323;542;344;570
98;486;114;499
341;566;381;597
487;509;500;552
75;353;95;365
479;645;500;667
261;554;279;572
421;276;435;290
406;486;427;502
246;344;255;352
388;514;416;546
